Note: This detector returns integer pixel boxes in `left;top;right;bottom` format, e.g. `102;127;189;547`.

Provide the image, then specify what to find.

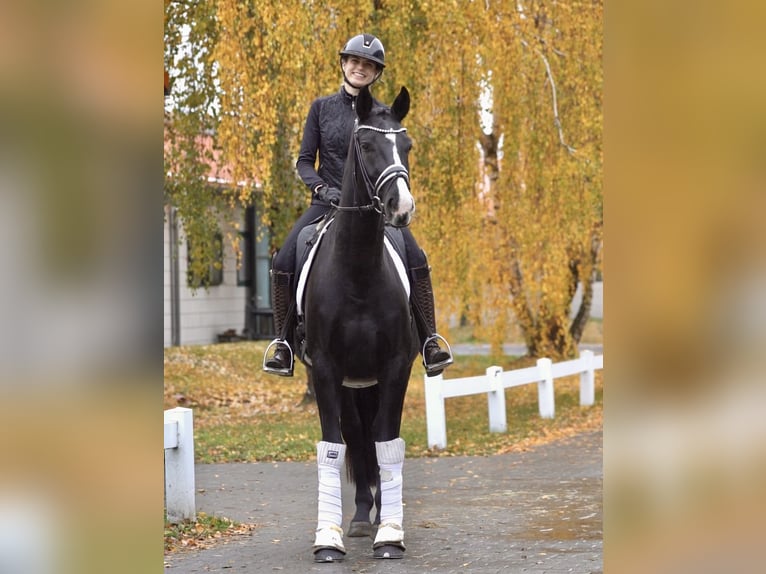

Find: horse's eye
360;142;371;152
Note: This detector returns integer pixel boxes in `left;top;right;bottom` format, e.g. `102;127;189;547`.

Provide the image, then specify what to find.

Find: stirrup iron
422;333;453;375
263;339;294;376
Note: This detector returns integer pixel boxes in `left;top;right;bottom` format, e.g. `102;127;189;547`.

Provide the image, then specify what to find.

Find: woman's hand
316;185;341;205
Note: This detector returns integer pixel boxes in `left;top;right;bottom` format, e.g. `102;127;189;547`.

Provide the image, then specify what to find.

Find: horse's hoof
347;521;373;538
313;548;345;563
373;544;405;559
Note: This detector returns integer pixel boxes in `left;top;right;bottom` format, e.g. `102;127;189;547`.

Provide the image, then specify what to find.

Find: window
254;225;272;308
187;232;223;288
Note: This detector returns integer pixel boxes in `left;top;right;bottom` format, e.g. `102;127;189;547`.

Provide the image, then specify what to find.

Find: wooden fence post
424;373;447;449
486;366;507;432
164;407;195;523
580;350;595;406
537;358;555;419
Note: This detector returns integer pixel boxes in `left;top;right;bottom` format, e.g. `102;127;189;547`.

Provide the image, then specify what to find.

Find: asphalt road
164;431;602;573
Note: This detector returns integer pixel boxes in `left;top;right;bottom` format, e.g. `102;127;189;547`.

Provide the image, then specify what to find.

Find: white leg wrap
374;438;406;548
316;441;346;532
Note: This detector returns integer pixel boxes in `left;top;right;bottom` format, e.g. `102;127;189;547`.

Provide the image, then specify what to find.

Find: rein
333;123;410;215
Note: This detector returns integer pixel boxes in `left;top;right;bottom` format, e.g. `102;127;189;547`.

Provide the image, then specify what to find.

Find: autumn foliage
164;1;603;358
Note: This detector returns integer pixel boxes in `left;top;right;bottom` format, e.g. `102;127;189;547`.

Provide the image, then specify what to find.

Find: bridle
333;122;410;216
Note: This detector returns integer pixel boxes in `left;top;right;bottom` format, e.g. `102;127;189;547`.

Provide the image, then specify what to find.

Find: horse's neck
334;156;386;266
334;212;385;268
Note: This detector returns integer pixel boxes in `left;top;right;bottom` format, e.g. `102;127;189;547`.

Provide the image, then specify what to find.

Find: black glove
315;185;341;205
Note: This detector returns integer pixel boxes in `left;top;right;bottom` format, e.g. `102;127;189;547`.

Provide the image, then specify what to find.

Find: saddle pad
296;221;410;317
295;215;328;276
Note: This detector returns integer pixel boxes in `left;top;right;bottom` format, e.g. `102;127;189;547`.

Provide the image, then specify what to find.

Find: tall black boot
263;269;295;376
410;263;453;376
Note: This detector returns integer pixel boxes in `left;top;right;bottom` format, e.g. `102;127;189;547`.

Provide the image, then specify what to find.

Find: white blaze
385;133;414;216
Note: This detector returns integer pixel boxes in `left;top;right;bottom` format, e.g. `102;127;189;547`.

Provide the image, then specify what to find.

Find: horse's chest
335;301;384;336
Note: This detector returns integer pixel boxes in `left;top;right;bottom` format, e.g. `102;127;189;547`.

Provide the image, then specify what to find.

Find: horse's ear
356;86;373;121
391;86;410;122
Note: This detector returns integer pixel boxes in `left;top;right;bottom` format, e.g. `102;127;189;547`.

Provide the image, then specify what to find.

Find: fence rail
164;407;196;523
424;349;603;449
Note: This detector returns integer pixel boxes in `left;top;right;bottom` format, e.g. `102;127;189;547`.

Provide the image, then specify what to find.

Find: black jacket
296;86;380;205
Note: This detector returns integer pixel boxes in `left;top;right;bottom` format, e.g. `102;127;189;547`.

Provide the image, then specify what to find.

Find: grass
164;336;603;463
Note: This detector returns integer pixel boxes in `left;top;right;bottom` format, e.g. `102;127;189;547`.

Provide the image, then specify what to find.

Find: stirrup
422;334;453;376
263;339;294;376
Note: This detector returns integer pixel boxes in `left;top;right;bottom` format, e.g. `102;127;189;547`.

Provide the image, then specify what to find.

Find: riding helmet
339;34;385;68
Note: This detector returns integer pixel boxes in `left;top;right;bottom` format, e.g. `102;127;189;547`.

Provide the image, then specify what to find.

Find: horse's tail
341;386;379;489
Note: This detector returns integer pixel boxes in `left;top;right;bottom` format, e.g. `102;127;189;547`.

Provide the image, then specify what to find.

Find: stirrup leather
422;333;453;374
263;338;294;376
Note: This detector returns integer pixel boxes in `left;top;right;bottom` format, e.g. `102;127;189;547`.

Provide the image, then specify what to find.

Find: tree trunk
569;230;602;344
569;280;593;343
479;130;500;218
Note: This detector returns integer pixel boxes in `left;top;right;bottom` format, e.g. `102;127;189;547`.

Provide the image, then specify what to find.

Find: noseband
334;123;410;215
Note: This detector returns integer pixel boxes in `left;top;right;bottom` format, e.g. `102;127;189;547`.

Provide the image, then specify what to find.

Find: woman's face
342;56;379;88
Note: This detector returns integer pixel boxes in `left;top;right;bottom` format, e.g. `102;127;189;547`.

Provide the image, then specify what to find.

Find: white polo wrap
375;438;405;528
316;441;346;530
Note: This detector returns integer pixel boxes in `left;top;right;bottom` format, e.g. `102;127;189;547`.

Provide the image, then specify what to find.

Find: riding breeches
399;228;427;268
272;204;332;274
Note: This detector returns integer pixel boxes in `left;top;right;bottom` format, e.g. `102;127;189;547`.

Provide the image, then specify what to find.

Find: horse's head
352;86;414;228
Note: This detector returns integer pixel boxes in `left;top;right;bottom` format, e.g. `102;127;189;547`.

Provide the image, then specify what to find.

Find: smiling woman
342;56;380;87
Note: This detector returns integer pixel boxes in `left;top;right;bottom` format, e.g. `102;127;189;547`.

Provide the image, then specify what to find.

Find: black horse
301;85;418;562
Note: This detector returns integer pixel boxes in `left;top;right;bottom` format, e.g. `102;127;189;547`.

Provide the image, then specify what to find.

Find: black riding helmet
339;34;385;89
339;33;386;68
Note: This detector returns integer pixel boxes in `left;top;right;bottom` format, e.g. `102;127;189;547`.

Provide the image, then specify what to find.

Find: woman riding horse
263;33;452;378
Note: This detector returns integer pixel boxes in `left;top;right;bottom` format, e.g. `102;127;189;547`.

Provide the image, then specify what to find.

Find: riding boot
409;263;453;376
263;269;295;376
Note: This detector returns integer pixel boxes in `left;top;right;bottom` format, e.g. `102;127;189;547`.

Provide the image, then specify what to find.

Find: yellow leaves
164;512;257;554
166;0;602;354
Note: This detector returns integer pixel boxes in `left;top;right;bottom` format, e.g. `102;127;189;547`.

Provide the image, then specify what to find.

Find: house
163;131;275;347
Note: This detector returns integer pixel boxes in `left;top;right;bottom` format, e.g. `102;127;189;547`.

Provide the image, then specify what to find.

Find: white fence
164;407;196;523
424;349;604;449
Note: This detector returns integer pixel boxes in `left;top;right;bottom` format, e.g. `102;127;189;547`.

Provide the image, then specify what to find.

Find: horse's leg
313;440;346;562
372;437;406;558
371;372;410;559
348;485;375;538
373;473;382;527
312;368;347;563
342;388;378;538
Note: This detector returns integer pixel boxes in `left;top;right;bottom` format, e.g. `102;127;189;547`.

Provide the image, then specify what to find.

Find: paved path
165;431;602;573
450;342;603;357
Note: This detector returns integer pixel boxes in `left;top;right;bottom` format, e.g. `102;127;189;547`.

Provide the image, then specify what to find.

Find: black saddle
295;215;407;278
